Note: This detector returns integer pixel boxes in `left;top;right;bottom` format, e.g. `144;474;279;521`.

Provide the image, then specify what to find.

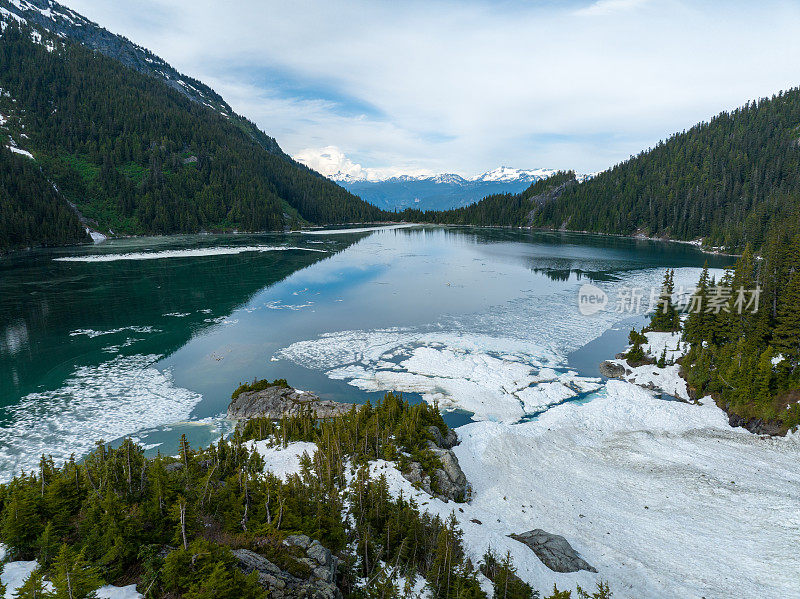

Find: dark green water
0;227;733;479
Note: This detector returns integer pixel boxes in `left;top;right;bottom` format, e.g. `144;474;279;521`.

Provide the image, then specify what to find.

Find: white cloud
60;0;800;174
294;146;434;181
574;0;650;17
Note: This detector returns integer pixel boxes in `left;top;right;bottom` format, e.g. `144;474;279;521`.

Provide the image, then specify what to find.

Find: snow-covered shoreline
253;384;800;599
604;330;692;401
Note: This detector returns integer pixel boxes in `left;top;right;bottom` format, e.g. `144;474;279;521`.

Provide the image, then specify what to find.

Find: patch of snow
450;381;800;598
609;331;691;399
0;6;27;26
250;440;318;480
6;145;33;159
86;228;107;243
1;560;54;598
96;584;143;599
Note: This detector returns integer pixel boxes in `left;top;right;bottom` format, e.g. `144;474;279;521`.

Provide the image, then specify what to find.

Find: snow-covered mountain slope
335;166;587;211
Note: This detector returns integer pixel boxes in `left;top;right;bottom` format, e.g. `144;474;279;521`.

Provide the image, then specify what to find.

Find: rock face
599;360;627;379
401;426;470;502
727;411;784;436
232;535;342;599
227;386;355;420
509;529;597;573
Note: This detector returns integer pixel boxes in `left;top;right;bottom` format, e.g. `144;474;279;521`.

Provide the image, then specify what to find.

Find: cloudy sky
63;0;800;178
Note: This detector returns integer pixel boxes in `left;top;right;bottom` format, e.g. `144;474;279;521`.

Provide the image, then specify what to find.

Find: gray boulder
599;360;626;379
228;386;354;420
283;534;312;550
232;548;286;588
509;529;597;573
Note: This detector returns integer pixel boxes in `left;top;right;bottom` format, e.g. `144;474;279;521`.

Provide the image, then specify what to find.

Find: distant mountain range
334;166;590;211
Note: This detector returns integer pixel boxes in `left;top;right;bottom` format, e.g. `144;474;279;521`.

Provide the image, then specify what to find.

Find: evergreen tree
649;270;680;332
774;272;800;369
684;264;711;344
50;544;103;599
2;483;42;559
37;521;60;569
12;568;48;599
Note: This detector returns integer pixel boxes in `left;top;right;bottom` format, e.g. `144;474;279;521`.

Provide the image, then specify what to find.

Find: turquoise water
0;227;733;478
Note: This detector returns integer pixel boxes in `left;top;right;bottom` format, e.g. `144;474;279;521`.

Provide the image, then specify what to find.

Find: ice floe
53;246;327;262
275;268;712;422
300;224;417;235
70;326;160;338
0;354;202;482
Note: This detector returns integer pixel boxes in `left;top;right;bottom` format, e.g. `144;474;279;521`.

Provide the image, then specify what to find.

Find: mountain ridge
331;166;591;211
0;0;284;155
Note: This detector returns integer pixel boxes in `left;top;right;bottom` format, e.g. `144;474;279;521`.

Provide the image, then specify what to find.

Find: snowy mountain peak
326;167;556;185
472;166;557;183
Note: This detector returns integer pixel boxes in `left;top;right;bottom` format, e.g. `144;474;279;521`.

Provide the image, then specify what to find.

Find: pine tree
492;551;535;599
755;346;775;404
2;484;42;559
544;585;572;599
50;544;103;599
649;270;679;332
37;521;60;569
684;264;711;344
774;272;800;369
12;568;48;599
657;347;667;368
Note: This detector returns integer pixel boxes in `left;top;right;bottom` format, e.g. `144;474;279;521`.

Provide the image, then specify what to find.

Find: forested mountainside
530;90;800;250
0;17;385;252
399;172;577;226
406;88;800;252
0;145;89;248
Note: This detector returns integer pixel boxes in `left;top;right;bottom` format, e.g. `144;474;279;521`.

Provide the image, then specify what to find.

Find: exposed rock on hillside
232;535;342;598
509;529;597;573
402;425;470;502
227;386;355;420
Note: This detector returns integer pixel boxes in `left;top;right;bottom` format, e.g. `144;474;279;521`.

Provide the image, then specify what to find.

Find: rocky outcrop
402;426;470;502
509;529;597;573
232;535;341;598
727;411;784;436
427;425;459;449
227;386;355;420
599;360;627;378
